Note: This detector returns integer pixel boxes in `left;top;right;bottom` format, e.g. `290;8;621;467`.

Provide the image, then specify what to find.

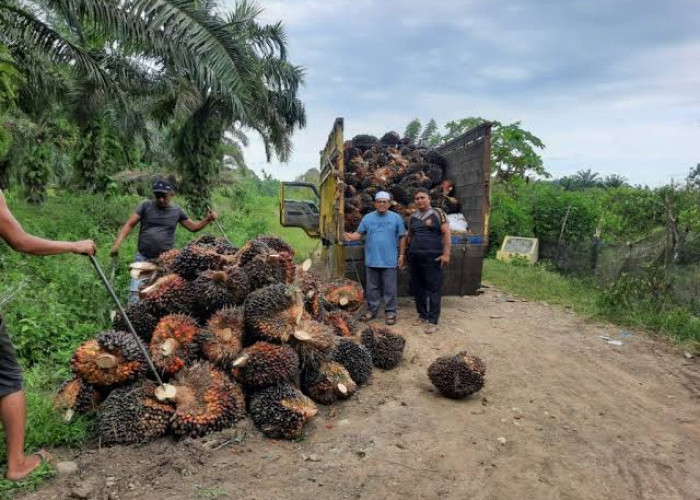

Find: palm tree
0;0;306;208
573;169;601;188
603;174;628;189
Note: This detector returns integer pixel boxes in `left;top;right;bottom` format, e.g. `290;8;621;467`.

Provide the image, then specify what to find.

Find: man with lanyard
0;189;96;481
344;191;407;325
404;187;451;334
110;179;217;302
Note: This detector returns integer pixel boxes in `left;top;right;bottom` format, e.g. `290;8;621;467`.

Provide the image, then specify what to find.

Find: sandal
6;449;53;482
385;315;397;326
360;312;376;322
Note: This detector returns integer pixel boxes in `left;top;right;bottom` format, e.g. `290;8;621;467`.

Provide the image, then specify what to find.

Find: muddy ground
19;287;700;500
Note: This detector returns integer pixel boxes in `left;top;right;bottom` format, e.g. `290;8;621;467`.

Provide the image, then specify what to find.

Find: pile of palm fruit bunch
55;234;406;445
343;131;461;231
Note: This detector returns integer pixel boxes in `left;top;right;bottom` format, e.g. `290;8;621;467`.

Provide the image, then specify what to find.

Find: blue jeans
129;253;149;304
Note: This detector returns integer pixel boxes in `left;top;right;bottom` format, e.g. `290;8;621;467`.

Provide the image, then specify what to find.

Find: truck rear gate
281;118;491;296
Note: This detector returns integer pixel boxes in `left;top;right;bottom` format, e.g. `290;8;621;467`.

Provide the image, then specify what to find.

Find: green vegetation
484;259;700;346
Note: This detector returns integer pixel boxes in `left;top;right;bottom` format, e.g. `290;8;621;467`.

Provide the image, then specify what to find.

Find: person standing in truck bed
343;191;407;325
405;187;451;334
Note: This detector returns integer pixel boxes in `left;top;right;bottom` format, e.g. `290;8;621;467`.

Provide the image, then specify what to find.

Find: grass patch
483;258;700;346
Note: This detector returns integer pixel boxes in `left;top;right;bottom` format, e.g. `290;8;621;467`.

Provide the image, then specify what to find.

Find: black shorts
0;316;23;397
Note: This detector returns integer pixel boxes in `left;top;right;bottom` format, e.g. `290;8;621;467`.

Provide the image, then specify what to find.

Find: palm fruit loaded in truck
280;118;492;296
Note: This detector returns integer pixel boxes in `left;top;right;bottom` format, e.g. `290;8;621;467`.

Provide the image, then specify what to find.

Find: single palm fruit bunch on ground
172;244;224;280
321;279;364;312
361;326;406;370
191;269;235;319
140;273;195;316
98;381;175;446
249;383;317;440
244;283;304;344
199;307;244;368
112;301;158;343
301;360;357;405
332;338;373;386
290;319;338;369
428;352;486;399
222;265;250;305
256;235;295;258
157;248;182;274
243;253;286;291
150;314;199;376
53;377;104;422
71;332;146;387
170;363;246;438
321;310;357;338
233;239;275;267
231;342;299;390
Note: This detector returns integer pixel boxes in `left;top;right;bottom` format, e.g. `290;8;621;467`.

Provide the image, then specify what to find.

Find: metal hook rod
88;254;164;386
207;206;233;246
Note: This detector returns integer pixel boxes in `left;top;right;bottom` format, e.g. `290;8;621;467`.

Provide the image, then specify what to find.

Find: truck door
279;182;321;238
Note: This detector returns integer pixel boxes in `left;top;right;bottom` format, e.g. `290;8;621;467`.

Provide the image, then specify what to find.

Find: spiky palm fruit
344;210;362;233
320;279;364;313
170;363;245;438
150;314;199;376
388;184;411;205
256;236;295;258
428;352;486;399
190;234;218;247
332;339;373;386
423;164;444;187
191;269;234;319
243;254;286;291
249;383;317;440
361;326;406;370
232;342;299;390
112;301;158;343
71;332;146;387
321;310;357;338
351;134;378;150
98;381;174;446
277;252;296;284
233;240;274;267
200;307;244;368
301;360;357;405
424;150;448;169
221;265;250;305
380;131;401;145
158;249;182;274
244;284;304;344
291;319;337;369
432;195;462;215
172;245;224;280
54;377;103;421
214;240;238;256
140;274;195;316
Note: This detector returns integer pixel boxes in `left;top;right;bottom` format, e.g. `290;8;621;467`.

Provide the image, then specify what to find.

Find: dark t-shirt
135;200;189;258
408;207;447;256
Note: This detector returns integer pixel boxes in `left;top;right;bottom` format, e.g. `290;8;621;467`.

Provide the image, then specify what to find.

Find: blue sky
225;0;700;186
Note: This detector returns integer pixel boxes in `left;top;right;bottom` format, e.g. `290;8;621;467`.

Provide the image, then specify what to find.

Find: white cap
375;191;391;201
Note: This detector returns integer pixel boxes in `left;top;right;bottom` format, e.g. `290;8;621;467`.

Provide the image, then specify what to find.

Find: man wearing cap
343;191;406;325
110;179;217;302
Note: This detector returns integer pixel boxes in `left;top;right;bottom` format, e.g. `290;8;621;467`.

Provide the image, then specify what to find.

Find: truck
280;118;492;296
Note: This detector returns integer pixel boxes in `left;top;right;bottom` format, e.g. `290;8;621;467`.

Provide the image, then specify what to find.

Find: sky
223;0;700;186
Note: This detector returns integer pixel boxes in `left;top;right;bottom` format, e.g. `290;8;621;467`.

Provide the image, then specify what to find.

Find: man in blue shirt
344;191;406;325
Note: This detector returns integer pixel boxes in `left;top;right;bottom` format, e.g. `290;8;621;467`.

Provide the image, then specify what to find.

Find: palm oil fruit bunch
249;383;318;440
170;363;246;438
112;301;158;343
71;332;146;387
332;338;373;386
149;314;199;376
428;352;486;399
361;326;406;370
244;283;304;344
98;381;174;445
53;378;103;422
321;310;357;338
172;244;224;280
191;269;234;319
199;307;244;368
301;360;357;405
140;274;194;316
321;279;364;313
232;342;299;390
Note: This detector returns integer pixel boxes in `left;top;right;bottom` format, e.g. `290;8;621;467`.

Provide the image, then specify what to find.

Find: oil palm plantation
0;0;305;210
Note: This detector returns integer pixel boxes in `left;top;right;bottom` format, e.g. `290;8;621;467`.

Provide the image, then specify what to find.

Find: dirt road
20;287;700;500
